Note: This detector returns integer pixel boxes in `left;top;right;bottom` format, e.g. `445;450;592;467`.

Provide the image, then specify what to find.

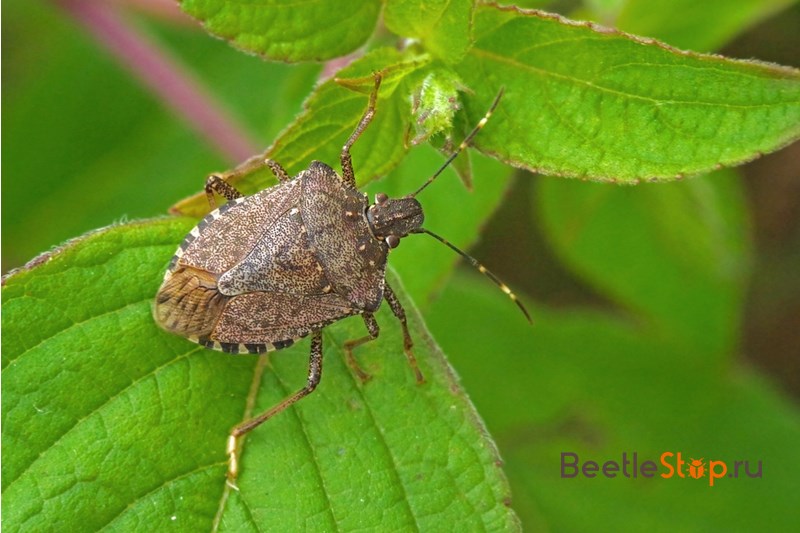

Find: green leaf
384;0;475;64
2;219;519;531
178;0;381;62
173;47;432;217
428;272;800;531
453;4;800;183
582;0;627;21
535;169;751;356
616;0;798;52
407;69;468;146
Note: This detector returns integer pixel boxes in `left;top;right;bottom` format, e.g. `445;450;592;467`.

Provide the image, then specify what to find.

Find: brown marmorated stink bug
153;74;531;482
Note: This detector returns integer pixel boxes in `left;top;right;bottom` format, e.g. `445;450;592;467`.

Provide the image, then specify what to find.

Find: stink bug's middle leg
342;285;425;385
343;313;380;382
340;74;382;188
227;331;323;483
383;282;425;384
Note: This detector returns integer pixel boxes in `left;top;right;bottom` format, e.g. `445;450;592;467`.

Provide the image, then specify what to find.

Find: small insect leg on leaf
383;282;424;384
205;154;292;209
265;158;291;182
227;331;324;483
204;175;243;209
343;313;380;383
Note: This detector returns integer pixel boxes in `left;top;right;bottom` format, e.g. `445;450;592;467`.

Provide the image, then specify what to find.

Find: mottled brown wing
300;161;388;312
209;291;356;347
216;197;329;297
178;179;301;275
154;266;229;338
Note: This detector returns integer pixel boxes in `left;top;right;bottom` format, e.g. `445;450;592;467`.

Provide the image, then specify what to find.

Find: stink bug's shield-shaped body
155;161;387;354
154;74;528;483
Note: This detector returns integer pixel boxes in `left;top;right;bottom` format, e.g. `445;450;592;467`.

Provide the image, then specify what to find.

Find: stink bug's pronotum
153;74;530;481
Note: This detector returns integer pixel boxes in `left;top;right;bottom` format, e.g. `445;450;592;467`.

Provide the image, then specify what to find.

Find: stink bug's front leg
383;282;425;384
340;74;382;188
227;331;324;485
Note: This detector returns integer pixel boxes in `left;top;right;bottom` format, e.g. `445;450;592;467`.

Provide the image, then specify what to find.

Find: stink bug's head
366;193;424;248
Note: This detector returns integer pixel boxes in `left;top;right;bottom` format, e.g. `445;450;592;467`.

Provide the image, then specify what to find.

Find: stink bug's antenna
405;89;528;322
414;228;532;324
411;88;505;198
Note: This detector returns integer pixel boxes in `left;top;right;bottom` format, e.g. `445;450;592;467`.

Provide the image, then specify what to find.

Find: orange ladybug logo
688;458;706;479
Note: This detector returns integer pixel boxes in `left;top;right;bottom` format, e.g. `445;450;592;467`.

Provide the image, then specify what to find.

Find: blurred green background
3;1;799;531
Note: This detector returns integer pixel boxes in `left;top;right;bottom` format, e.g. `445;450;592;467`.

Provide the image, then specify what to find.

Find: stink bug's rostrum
153;74;531;482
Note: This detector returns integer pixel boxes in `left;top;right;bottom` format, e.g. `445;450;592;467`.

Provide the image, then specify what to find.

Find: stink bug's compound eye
375;192;388;205
386;235;400;248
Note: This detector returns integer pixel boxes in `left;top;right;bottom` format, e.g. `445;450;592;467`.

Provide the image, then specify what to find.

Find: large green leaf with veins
453;4;800;182
1;218;519;531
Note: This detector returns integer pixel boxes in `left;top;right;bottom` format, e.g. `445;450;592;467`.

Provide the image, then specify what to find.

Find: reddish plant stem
57;0;260;164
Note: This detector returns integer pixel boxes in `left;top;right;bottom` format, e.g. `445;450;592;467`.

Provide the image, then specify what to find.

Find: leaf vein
5;296;153;369
5;344;201;489
328;334;422;532
97;462;226;531
470;47;794;108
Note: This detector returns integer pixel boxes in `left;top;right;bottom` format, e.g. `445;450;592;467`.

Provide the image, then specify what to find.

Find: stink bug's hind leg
227;331;323;484
343;313;379;382
340;74;382;187
383;282;425;384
